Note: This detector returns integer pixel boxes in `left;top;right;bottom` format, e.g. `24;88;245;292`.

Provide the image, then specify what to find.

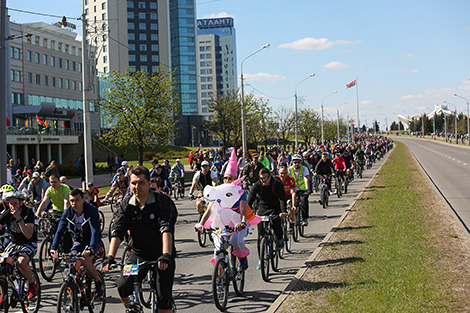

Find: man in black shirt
247;168;287;269
0;190;39;301
103;166;177;313
314;152;335;203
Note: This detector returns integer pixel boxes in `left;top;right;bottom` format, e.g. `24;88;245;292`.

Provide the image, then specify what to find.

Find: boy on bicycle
50;188;104;298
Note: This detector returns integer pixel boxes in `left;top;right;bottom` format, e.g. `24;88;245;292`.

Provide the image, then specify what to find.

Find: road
31;154;390;313
396;137;470;233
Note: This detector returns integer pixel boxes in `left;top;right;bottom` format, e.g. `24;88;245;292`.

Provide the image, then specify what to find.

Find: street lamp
321;91;337;144
240;43;270;153
454;94;469;146
444;101;458;144
294;73;315;148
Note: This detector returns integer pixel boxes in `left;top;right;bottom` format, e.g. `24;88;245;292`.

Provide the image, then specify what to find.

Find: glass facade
170;0;198;115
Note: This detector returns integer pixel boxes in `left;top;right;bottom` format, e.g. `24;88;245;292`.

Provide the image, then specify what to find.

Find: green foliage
100;67;179;165
298;108;320;145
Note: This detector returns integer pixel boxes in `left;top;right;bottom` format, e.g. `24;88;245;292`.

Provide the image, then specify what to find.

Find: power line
6;7;79;20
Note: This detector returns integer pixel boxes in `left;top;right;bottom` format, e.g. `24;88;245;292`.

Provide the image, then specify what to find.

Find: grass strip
320;142;455;312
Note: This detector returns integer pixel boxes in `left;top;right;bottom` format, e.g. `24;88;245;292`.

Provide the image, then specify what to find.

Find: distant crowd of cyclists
0;134;392;312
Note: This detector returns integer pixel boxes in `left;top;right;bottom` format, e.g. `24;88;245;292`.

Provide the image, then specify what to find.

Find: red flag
25;119;29;127
347;79;357;89
36;114;43;124
6;118;10;126
62;121;65;129
44;120;48;128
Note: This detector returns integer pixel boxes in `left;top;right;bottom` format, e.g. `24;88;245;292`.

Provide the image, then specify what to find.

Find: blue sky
8;0;470;130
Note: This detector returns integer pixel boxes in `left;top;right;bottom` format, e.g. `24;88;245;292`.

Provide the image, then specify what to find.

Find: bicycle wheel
336;178;342;198
57;282;78;313
173;184;179;201
344;177;349;194
179;184;185;199
321;187;327;209
139;268;153;309
260;237;270;282
231;255;245;297
38;237;56;282
299;219;305;238
271;239;279;272
293;214;300;243
197;230;207;248
212;259;229;311
21;270;41;313
325;190;329;207
285;221;293;253
99;210;105;233
90;272;106;313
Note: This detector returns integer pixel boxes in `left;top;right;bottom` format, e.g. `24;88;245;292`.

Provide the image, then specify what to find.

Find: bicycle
211;226;246;311
0;250;41;313
280;214;293;254
119;259;176;313
258;216;281;282
319;175;330;209
172;177;185;201
56;253;106;313
335;170;345;198
98;209;105;233
37;213;64;282
294;192;306;238
190;196;213;248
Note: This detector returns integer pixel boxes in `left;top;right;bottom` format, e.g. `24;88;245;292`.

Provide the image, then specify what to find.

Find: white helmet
292;154;302;161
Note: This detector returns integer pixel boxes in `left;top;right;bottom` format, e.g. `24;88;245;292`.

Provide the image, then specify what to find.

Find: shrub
144;151;155;160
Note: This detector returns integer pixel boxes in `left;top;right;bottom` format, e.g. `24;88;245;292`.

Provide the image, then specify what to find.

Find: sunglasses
260;176;269;180
223;177;234;182
293;161;301;164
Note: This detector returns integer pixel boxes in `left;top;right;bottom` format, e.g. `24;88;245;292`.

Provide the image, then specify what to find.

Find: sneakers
277;239;285;249
318;199;323;205
301;220;309;226
256;260;261;270
240;257;248;270
28;283;38;300
95;280;104;299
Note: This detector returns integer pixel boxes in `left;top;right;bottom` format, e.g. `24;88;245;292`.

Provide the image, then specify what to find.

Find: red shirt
278;175;296;197
332;156;346;170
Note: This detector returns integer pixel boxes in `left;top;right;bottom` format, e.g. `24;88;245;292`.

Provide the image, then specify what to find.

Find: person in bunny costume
196;148;261;270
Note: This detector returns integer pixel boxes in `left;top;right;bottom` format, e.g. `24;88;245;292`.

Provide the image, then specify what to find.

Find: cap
26;169;33;173
252;153;259;158
32;172;40;178
303;151;309;157
176;159;181;162
201;161;210;166
292;154;302;161
121;161;128;166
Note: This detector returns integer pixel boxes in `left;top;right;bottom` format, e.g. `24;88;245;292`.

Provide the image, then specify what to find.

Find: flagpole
356;76;360;135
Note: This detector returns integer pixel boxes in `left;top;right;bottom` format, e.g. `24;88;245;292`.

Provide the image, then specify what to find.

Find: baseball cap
201;161;210;166
32;172;40;178
121;161;128;166
26;169;32;173
176;159;181;162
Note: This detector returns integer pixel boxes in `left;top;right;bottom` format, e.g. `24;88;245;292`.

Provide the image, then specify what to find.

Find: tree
275;107;294;149
100;68;178;165
298;108;320;145
245;95;272;149
206;91;242;149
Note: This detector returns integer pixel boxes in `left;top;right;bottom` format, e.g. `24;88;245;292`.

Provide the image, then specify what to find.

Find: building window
139;23;146;30
85;8;89;15
129;55;136;62
78;82;82;91
10;70;14;81
152;66;158;72
28;73;32;83
151;34;158;41
151;44;158;51
103;45;107;52
43;54;47;65
206;46;212;51
102;13;106;20
35;36;39;45
65;60;69;70
138;2;145;8
127;1;133;8
103;56;107;63
128;22;135;30
72;61;76;71
139;44;147;51
51;56;55;67
150;23;157;30
200;54;205;60
200;61;206;67
36;74;40;85
52;77;56;87
72;46;76;55
127;12;134;19
50;40;55;50
65;44;69;53
15;48;20;59
44;75;48;86
141;65;148;72
150;13;157;19
59;58;63;68
59;78;63;88
199;46;205;52
58;42;62;51
139;12;146;19
151;55;158;62
102;2;106;9
78;63;82;72
103;66;108;73
139;34;147;40
149;2;157;9
128;33;135;40
43;38;47;48
140;55;147;62
73;81;77;90
128;44;135;51
27;51;31;62
66;80;70;89
35;53;40;63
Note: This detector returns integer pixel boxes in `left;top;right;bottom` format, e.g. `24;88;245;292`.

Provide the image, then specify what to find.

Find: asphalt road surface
396;137;470;233
30;153;390;313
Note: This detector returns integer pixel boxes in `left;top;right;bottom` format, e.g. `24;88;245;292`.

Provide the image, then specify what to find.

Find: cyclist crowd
0;134;392;312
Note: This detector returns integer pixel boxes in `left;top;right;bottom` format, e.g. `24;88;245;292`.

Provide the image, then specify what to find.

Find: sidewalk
67;164;195;189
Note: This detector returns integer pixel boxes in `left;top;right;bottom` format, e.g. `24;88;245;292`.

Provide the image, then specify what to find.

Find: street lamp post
240;44;270;153
294;73;315;148
444;101;458;144
454;94;469;146
321;91;337;145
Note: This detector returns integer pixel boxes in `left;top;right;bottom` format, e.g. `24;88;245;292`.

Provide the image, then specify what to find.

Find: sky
7;0;470;130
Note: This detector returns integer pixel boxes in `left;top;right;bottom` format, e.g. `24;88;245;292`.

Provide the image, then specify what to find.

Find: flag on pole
36;114;43;124
54;120;57;128
6;118;10;126
346;79;357;89
44;120;48;128
25;119;29;127
62;121;65;129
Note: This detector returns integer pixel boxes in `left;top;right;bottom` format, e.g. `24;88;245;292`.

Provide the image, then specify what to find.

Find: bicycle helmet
302;151;309;158
0;184;15;194
292;154;302;161
2;190;28;200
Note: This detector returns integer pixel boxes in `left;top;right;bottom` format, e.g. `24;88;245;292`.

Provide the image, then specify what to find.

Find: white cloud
399;80;470;108
242;72;286;83
278;37;361;51
401;53;414;58
202;11;235;18
323;61;350;70
404;69;419;73
361;100;373;105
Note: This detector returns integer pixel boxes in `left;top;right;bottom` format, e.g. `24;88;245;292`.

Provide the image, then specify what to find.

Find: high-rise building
197;17;237;117
85;0;198;115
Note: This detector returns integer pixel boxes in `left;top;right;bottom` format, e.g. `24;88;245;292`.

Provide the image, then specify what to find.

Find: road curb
266;147;394;313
